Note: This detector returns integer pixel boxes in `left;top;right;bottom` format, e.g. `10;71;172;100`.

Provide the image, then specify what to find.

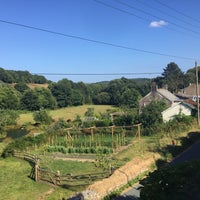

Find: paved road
170;141;200;166
114;184;142;200
115;141;200;200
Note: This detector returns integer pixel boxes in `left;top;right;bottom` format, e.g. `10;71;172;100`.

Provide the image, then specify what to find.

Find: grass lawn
0;157;50;200
17;105;116;126
0;130;194;200
0;157;98;200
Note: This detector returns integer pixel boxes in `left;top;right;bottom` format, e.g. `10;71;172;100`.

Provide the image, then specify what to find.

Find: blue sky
0;0;200;83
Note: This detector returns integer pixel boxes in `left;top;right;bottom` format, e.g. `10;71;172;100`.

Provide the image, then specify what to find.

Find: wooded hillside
0;62;199;111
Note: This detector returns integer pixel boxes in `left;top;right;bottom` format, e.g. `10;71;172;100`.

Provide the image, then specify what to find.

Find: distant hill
0;67;49;84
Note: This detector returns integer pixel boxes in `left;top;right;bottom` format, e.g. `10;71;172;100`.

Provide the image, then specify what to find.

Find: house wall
139;91;171;111
162;103;192;122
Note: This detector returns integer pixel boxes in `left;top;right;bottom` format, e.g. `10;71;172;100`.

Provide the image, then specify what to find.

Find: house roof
162;102;195;113
183;99;198;108
157;88;179;102
177;83;200;97
161;102;181;114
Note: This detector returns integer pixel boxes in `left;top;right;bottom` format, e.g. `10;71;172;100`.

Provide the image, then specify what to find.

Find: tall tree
0;85;20;109
48;79;72;108
14;82;29;93
184;66;200;85
162;62;184;92
21;88;56;111
120;88;141;108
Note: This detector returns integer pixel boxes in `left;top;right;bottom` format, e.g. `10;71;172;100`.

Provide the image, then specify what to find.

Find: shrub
2;134;46;158
33;108;52;125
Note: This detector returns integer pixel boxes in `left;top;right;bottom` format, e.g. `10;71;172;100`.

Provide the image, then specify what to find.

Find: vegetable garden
46;124;141;155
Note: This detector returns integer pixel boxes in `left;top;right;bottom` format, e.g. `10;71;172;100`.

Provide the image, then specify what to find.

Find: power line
35;72;161;76
0;19;195;61
95;0;200;36
128;0;200;28
153;0;200;24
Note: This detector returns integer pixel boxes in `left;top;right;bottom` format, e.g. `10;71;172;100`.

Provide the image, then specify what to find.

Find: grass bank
17;105;116;125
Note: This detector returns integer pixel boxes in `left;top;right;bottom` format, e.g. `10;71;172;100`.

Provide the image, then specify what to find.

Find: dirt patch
54;157;95;162
39;188;55;200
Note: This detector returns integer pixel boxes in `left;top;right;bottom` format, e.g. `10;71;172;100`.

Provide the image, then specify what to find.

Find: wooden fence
13;151;111;186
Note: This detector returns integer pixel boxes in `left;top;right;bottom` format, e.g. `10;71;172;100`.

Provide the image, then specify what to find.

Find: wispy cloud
149;20;168;28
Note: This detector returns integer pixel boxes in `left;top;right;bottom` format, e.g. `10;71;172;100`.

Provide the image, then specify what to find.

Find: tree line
0;62;199;111
0;76;150;111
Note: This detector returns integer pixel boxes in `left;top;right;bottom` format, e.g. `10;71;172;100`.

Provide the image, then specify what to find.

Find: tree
0;110;19;133
71;90;84;106
33;109;52;125
140;100;167;128
0;85;20;109
114;113;135;126
48;79;72;108
93;92;111;105
35;87;57;109
0;68;13;83
20;89;40;111
20;88;57;111
184;66;200;86
32;74;48;84
0;67;48;83
120;88;141;108
72;81;91;104
162;62;184;92
14;82;29;93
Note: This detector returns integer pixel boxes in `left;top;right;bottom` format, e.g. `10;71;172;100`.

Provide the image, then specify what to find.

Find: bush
95;119;111;127
1;134;46;158
33;109;52;125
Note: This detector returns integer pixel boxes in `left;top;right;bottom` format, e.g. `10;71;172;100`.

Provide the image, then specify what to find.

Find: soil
39;188;55;200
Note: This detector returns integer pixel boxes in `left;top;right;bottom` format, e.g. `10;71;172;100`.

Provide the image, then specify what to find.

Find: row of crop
46;145;113;154
52;133;133;148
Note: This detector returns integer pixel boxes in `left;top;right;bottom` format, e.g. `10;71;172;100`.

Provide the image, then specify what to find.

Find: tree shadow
61;183;88;192
153;131;200;169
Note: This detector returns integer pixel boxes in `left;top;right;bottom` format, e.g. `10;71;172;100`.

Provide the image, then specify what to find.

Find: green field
0;129;194;200
1;104;197;200
17;105;117;125
0;156;107;200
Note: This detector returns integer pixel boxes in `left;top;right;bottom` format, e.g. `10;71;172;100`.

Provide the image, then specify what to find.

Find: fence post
138;123;141;141
90;127;94;142
35;163;39;181
55;170;61;185
109;164;114;176
34;156;40;182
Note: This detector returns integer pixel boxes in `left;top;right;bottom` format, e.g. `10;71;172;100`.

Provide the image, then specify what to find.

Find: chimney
163;84;168;90
151;82;157;92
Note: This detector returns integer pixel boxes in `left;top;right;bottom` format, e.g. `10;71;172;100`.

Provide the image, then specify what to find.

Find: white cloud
149;20;168;28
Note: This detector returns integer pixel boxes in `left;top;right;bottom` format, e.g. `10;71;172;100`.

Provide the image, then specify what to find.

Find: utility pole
195;61;200;125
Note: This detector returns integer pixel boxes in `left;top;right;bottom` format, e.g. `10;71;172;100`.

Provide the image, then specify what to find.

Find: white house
139;83;196;122
161;102;194;122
